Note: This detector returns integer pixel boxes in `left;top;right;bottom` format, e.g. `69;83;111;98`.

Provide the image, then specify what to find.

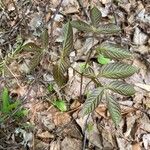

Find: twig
76;0;90;20
79;38;94;100
119;103;150;119
111;1;117;25
82;114;90;150
11;0;19;18
50;0;64;47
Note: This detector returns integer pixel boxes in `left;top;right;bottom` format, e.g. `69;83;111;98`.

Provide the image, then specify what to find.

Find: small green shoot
47;83;54;93
97;54;110;65
86;122;94;132
0;87;28;121
52;99;67;112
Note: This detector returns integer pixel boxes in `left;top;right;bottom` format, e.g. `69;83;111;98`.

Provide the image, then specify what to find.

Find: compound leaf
90;6;102;27
96;24;121;34
71;20;93;32
81;87;104;116
100;62;138;79
97;42;132;60
62;22;73;57
107;81;136;96
106;94;121;126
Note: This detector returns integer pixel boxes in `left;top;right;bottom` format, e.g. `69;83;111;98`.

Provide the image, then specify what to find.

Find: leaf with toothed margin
90;6;102;27
97;42;132;60
106;94;121;126
100;62;139;79
22;42;42;52
41;28;49;50
107;81;136;96
62;22;73;57
71;20;93;32
96;24;121;34
81;87;104;116
52;58;70;87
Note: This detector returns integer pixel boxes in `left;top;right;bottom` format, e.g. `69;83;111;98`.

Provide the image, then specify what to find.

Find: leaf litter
0;0;150;150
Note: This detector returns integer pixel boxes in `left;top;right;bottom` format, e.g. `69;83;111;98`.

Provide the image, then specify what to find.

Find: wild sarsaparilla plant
52;6;138;126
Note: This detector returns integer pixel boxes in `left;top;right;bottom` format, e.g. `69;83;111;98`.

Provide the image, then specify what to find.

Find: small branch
82;114;90;150
76;0;90;20
11;0;19;18
50;0;64;47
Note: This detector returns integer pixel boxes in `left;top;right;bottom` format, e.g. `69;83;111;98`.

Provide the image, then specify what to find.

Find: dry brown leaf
70;100;81;110
133;27;148;45
37;131;54;139
95;104;107;118
132;142;141;150
50;140;61;150
135;83;150;92
53;112;71;126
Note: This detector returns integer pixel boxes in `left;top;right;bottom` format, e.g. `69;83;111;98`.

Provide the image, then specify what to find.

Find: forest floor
0;0;150;150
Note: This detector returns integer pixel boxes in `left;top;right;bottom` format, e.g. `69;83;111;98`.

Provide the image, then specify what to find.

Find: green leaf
15;109;28;118
62;22;73;57
107;81;136;96
97;42;132;60
22;42;42;52
96;24;121;34
100;62;138;79
53;99;67;112
71;20;93;32
41;28;49;50
87;122;94;132
90;6;102;27
8;100;20;111
1;87;10;113
47;83;54;93
106;94;121;126
52;58;70;87
81;87;104;116
97;54;110;65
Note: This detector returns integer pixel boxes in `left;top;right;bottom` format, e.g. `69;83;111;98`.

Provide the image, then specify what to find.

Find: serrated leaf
100;62;138;79
29;52;43;72
53;64;67;87
82;87;104;116
96;24;121;34
107;81;135;96
71;20;93;32
90;6;102;27
22;42;42;52
97;42;132;60
41;28;49;50
1;87;10;113
62;22;73;57
106;94;121;126
97;54;110;65
52;58;70;87
53;99;67;112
